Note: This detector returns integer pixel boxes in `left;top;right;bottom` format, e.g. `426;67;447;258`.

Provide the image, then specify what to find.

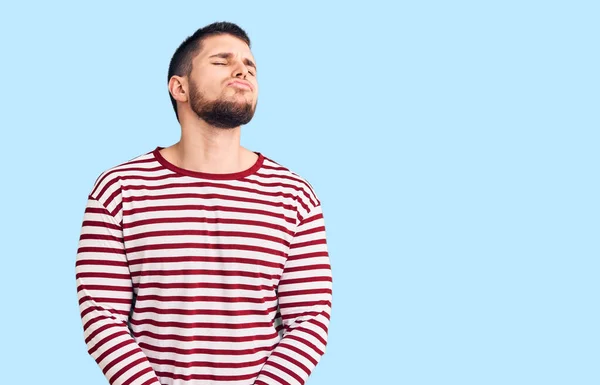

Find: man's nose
232;59;249;77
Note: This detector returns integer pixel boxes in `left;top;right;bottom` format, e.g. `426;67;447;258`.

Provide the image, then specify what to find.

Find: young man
74;22;332;385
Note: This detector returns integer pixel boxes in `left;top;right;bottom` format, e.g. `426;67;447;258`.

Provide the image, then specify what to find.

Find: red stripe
77;246;125;255
136;279;276;292
256;369;290;385
135;293;277;304
76;272;130;280
85;206;110;215
91;162;162;197
87;327;129;355
262;358;303;384
282;317;330;339
108;356;148;384
286;252;329;262
279;263;330;273
279;300;331;310
294;225;325;237
289;237;327;249
134;329;277;343
132;268;278;281
279;275;332;286
122;191;297;213
129;317;273;330
139;377;160;385
133;306;276;317
81;219;120;231
124;215;294;235
105;188;122;214
80;304;128;319
139;340;276;356
103;344;139;374
123;366;158;385
124;228;289;246
76;259;128;267
285;333;324;357
148;354;267;369
123;203;294;223
129;255;283;269
256;167;315;190
112;201;123;217
280;310;330;325
79;295;130;306
277;342;318;366
124;229;288;247
297;212;323;226
77;283;131;293
125;241;286;257
285;320;329;347
277;288;332;298
97;339;136;366
79;233;122;242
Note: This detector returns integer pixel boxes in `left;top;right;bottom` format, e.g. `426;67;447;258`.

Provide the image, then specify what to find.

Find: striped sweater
75;146;333;385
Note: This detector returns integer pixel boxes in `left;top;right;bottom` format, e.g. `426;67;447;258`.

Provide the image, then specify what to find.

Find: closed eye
213;62;256;76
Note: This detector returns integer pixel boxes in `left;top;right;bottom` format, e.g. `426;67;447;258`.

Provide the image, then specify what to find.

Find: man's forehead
200;35;254;60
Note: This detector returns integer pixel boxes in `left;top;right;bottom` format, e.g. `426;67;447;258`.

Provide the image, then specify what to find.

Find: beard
189;78;257;129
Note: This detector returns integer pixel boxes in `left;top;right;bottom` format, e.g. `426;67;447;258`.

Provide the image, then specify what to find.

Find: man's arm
254;203;333;385
75;195;162;385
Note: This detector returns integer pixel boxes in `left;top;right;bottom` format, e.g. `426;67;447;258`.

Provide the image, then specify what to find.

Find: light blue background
0;1;598;384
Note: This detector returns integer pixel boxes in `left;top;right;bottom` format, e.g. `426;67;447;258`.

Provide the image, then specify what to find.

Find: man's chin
227;95;252;106
222;101;254;113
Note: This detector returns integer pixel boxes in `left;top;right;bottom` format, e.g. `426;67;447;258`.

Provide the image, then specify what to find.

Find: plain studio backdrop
0;1;598;384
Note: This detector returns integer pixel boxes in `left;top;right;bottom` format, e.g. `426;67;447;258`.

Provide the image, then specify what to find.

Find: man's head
167;22;258;128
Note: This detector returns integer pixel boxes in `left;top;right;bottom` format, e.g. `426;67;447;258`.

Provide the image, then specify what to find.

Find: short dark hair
167;22;251;122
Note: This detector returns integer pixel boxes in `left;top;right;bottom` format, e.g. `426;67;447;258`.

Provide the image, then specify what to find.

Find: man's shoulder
87;147;156;210
260;154;322;213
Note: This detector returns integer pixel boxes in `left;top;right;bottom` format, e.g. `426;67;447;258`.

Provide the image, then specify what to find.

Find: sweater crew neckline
152;146;265;180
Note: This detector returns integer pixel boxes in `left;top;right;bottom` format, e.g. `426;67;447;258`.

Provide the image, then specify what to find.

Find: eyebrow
208;52;257;71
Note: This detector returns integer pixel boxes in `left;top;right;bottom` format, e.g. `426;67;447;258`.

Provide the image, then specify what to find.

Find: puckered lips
227;80;253;91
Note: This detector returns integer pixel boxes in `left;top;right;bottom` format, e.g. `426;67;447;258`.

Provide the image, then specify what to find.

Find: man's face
187;34;259;129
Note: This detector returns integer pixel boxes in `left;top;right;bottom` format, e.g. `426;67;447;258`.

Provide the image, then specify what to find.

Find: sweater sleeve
75;195;162;385
254;204;333;385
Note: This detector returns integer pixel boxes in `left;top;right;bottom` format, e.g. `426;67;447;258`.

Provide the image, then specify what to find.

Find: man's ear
169;76;189;103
